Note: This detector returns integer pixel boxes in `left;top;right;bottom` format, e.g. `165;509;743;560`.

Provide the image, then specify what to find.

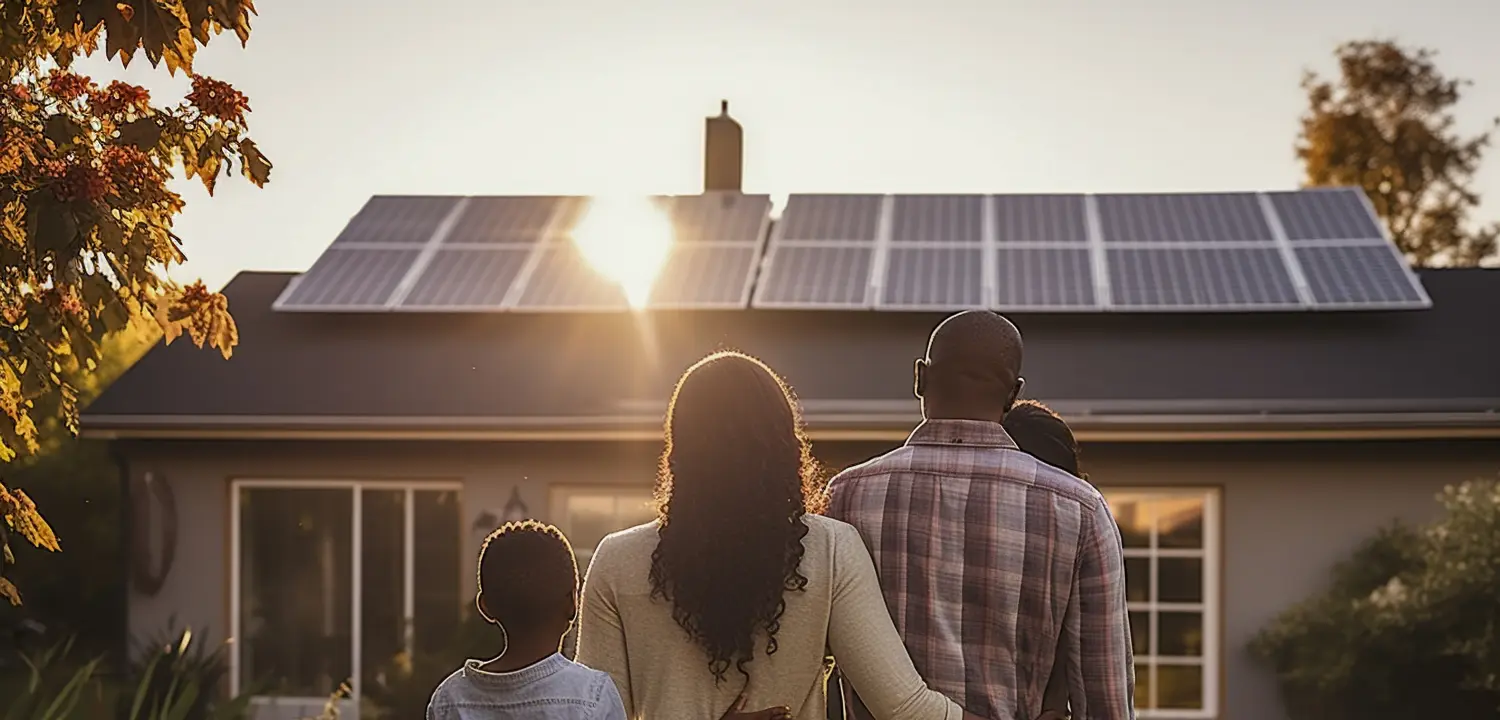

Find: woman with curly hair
577;351;985;720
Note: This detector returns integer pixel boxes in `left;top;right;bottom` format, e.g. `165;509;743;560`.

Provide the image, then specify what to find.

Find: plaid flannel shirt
825;419;1135;720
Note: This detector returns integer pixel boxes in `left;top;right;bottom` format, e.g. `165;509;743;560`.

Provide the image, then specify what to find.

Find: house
82;105;1500;720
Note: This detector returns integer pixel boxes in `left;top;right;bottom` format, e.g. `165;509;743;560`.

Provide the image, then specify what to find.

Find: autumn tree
0;0;271;606
1299;39;1499;266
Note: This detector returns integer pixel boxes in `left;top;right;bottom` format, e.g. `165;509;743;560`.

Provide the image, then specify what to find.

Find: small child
428;520;626;720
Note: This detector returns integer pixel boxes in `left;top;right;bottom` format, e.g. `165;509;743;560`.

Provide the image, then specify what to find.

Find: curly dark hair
649;351;825;683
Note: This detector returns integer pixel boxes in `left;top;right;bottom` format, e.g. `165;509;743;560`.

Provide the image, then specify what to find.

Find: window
231;481;462;708
1101;488;1220;719
550;487;656;570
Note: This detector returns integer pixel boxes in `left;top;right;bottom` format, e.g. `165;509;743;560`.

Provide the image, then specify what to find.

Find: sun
571;195;675;309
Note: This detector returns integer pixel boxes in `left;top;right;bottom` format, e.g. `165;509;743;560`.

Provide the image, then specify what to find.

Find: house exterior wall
120;437;1500;720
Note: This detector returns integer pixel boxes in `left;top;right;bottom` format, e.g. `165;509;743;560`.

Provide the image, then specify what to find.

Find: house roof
82;269;1500;442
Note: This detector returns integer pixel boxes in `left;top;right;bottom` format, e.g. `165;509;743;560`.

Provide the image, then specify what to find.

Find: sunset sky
74;0;1500;289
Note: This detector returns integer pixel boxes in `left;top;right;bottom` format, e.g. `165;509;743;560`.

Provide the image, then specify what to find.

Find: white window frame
1100;487;1221;720
228;479;463;712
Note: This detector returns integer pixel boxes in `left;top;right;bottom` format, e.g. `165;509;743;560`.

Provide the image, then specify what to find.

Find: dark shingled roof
82;269;1500;436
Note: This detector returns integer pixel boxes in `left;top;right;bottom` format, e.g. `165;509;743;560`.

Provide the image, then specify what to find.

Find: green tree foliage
1299;39;1499;266
1252;477;1500;719
1;0;270;606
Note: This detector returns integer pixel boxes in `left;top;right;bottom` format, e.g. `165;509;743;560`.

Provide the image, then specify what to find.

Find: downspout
111;441;131;671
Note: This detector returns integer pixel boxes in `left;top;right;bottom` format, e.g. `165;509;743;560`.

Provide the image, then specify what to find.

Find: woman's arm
826;523;969;720
576;541;635;719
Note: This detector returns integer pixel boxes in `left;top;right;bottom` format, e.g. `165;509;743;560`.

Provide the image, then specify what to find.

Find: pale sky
75;0;1500;289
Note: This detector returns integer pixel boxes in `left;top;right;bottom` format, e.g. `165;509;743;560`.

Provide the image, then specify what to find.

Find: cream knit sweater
576;515;962;720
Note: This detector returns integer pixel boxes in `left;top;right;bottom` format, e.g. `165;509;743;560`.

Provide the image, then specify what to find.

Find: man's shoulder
827;445;915;487
829;443;1103;510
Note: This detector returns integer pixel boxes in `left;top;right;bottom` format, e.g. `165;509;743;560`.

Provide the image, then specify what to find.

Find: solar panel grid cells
1097;193;1273;243
649;246;756;306
756;246;873;306
400;248;531;307
992;195;1090;243
442;197;564;245
994;248;1097;308
515;246;627;308
776;195;884;242
1267;189;1385;241
1294;245;1425;305
1108;248;1300;308
666;193;770;243
880;248;985;307
279;248;422;307
333;196;461;245
889;195;985;243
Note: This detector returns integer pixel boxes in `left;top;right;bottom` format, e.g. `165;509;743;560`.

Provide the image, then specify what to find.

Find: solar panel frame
875;247;986;310
274;248;423;310
1107;247;1302;310
440;196;575;246
993;247;1099;311
993;194;1091;245
1294;244;1431;309
662;192;772;244
512;244;630;311
1096;192;1275;245
330;196;462;246
751;244;874;309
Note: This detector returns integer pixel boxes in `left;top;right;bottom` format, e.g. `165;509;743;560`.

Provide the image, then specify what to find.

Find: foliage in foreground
1299;39;1499;266
1252;477;1500;719
1;0;270;606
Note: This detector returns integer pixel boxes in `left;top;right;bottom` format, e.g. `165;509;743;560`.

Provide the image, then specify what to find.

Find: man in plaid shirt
826;311;1135;720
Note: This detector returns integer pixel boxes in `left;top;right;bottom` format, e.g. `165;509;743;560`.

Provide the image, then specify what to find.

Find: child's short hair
477;520;580;629
1003;399;1083;478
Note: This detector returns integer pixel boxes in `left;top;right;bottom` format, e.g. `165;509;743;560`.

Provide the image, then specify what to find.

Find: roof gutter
79;407;1500;443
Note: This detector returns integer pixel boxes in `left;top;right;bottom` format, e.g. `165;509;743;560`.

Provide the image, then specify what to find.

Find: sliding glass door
231;481;461;716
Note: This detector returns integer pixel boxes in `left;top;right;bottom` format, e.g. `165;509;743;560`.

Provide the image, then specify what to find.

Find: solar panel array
275;187;1430;314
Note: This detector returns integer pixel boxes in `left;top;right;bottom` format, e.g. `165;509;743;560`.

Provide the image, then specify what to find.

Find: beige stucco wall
121;437;1500;720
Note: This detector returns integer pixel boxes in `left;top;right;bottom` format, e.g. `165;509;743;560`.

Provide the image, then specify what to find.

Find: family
426;310;1136;720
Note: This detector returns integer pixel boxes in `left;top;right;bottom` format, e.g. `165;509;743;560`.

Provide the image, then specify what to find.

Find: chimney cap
719;99;729;115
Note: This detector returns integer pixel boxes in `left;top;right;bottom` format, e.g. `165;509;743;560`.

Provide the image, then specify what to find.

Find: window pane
565;495;618;551
1125;557;1150;603
1134;662;1152;709
240;488;352;696
1156;499;1204;549
1158;558;1204;603
414;490;462;655
1129;611;1150;656
1157;663;1204;709
360;490;406;692
1157;612;1203;657
1108;498;1151;548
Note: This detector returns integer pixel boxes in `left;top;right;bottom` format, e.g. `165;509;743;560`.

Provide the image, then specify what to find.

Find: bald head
915;311;1025;422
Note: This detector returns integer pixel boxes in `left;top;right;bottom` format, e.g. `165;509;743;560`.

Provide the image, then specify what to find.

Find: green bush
361;610;505;719
1252;477;1500;719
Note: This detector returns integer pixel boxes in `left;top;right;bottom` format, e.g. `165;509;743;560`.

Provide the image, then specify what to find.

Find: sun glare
571;196;675;309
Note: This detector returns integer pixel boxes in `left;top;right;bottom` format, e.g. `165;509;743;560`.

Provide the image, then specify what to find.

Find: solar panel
1108;247;1299;308
752;246;872;308
276;248;421;309
665;193;770;243
994;247;1097;309
442;196;573;245
1097;193;1272;244
993;194;1090;244
649;246;758;307
332;196;461;245
514;245;628;310
878;247;985;309
890;195;984;243
1294;245;1427;306
399;248;531;308
1267;188;1384;241
776;194;884;243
